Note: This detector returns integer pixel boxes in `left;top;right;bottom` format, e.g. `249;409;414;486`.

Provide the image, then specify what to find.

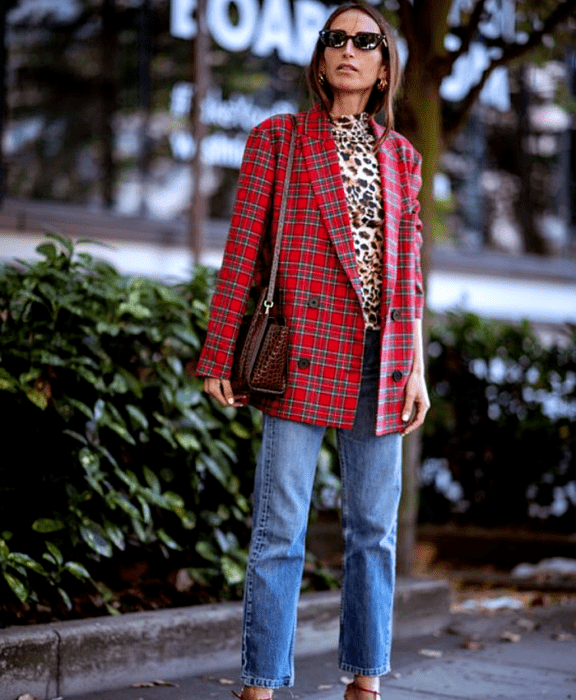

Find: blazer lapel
300;104;364;306
371;119;401;309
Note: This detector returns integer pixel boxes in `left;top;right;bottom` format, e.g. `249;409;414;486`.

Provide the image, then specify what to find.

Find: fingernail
228;398;234;405
402;414;409;421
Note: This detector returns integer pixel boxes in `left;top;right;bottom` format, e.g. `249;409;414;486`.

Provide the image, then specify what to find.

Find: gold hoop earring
377;77;388;92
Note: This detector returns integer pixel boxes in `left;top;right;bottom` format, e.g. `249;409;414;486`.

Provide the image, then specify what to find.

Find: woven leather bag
230;288;289;395
230;117;296;396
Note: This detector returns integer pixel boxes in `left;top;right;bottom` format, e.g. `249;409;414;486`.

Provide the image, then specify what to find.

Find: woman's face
320;9;387;110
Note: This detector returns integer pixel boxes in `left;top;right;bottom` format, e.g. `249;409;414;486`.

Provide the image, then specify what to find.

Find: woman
197;3;429;699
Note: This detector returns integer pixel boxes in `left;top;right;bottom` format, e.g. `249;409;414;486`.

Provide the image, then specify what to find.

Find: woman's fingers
401;372;430;436
203;377;247;407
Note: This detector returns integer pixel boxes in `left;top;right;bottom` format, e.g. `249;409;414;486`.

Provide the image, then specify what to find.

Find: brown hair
306;2;401;143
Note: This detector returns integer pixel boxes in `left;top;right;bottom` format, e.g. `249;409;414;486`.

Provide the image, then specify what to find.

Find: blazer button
391;309;401;321
297;358;310;370
392;370;403;382
308;297;320;309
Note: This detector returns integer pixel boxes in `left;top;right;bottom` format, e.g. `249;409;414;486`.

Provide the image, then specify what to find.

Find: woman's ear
319;56;326;74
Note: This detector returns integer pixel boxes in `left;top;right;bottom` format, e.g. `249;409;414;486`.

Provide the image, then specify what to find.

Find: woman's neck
330;90;371;118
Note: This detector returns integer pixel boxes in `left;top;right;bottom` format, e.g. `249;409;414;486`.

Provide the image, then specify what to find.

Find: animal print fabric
330;112;384;330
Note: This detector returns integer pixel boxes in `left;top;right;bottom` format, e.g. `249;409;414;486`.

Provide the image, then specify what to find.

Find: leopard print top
330;113;384;330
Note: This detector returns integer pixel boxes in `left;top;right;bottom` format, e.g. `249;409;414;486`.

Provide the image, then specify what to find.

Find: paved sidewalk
65;604;576;700
0;581;450;700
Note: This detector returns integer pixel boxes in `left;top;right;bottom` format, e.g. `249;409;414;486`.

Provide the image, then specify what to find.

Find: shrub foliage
422;312;576;529
0;234;260;620
1;235;574;623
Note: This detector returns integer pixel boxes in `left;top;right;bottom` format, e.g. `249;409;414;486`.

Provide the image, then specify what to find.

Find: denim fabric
241;329;402;688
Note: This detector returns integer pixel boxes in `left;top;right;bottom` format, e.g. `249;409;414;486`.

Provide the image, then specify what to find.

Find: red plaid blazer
196;101;424;435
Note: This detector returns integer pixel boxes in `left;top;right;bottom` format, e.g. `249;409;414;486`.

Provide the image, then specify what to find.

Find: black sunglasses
319;30;388;51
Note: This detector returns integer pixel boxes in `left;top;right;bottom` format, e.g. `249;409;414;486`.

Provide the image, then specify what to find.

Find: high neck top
329;113;372;142
329;112;384;330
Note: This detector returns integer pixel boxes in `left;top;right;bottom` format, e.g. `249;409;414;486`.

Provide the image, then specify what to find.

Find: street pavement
64;605;576;700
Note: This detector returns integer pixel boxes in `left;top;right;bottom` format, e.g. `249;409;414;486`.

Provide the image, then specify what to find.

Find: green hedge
422;312;576;530
2;234;574;623
0;234;262;621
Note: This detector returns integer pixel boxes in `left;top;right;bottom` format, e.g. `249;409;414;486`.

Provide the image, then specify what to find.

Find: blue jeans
241;330;403;688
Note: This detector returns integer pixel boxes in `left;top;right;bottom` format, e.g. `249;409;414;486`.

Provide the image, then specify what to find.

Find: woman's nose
343;38;355;54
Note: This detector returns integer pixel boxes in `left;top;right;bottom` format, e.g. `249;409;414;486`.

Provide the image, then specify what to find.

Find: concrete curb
0;578;450;700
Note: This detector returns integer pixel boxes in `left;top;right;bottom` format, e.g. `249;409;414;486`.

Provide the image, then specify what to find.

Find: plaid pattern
196;102;424;435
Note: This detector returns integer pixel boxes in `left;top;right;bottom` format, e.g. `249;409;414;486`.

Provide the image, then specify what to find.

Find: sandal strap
231;691;273;700
346;681;381;699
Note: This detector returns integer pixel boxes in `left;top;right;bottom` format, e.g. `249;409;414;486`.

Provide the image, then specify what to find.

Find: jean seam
242;416;276;682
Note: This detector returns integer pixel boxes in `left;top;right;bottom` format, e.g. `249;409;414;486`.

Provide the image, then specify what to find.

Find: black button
392;370;403;382
308;297;320;309
391;309;401;321
297;358;310;370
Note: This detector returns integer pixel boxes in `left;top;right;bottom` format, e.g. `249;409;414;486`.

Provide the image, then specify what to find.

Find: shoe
344;681;381;700
231;691;273;700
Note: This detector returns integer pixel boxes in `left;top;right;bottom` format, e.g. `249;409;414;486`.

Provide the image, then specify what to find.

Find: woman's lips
337;63;358;72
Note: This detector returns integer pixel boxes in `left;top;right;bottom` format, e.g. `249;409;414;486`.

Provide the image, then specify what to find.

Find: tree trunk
100;0;117;209
396;63;443;575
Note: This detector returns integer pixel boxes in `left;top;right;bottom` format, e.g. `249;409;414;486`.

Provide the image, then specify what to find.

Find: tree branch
444;0;576;143
450;0;490;64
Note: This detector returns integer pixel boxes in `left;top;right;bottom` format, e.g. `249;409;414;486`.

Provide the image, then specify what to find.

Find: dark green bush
422;312;576;530
0;234;261;622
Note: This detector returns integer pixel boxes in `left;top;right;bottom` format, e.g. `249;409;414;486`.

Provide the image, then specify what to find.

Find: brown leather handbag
230;117;296;396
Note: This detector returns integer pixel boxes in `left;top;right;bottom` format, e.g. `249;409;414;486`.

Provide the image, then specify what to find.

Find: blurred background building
0;0;575;330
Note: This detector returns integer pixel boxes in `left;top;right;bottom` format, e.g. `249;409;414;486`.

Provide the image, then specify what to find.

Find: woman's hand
203;377;248;408
401;370;430;437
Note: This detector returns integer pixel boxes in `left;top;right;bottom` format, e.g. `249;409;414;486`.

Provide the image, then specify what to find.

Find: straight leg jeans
241;330;402;688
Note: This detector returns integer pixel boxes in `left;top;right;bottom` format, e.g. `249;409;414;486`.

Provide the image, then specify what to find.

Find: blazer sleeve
409;151;424;320
196;125;276;379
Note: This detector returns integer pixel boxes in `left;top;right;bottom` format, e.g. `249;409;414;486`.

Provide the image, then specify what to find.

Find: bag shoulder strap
264;114;297;310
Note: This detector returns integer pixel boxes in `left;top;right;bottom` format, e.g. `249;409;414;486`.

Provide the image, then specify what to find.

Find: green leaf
131;516;147;542
26;389;48;410
195;540;219;563
163;491;185;509
8;553;47;576
153;426;177;448
36;243;58;260
126;404;149;430
45;541;64;566
174;431;201;452
0;539;9;559
109;373;128;393
80;522;113;558
66;398;93;418
62;429;88;445
175;387;202;407
173;327;200;349
103;521;125;551
32;518;65;533
198;453;229;486
3;572;28;602
143;466;161;494
58;586;73;610
45;231;74;254
220;555;245;586
64;561;91;581
230;421;251;439
101;415;136;445
156;528;182;550
0;377;17;392
19;367;41;384
107;492;141;519
118;302;151;319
